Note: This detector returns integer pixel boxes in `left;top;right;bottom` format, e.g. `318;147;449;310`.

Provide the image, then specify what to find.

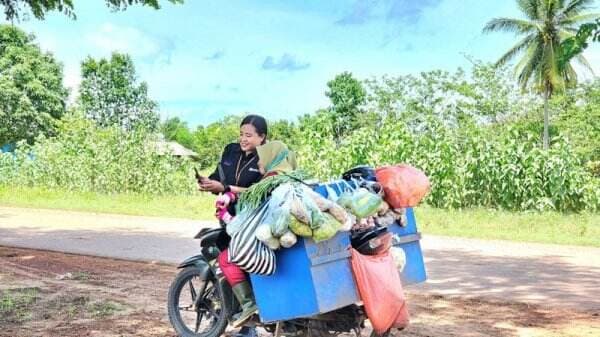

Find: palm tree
484;0;599;149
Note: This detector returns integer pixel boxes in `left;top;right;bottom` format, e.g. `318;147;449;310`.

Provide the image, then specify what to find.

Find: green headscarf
257;141;297;174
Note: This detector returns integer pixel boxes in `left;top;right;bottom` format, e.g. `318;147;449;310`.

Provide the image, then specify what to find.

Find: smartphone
194;167;206;183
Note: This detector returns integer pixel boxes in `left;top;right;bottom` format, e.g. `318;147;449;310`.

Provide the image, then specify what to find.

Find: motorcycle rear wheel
168;266;229;337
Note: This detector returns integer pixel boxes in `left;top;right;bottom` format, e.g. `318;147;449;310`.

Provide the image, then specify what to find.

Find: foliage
0;24;68;146
296;109;599;212
325;71;367;142
364;62;538;129
483;0;600;149
552;80;600;164
161;117;195;150
78;53;159;132
0;114;195;195
192;115;241;169
1;0;183;21
560;18;600;66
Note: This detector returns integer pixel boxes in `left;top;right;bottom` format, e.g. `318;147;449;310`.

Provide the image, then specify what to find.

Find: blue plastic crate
387;208;427;285
250;232;359;323
250;180;427;322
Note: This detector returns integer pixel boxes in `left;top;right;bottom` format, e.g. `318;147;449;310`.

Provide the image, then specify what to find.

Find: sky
7;0;600;127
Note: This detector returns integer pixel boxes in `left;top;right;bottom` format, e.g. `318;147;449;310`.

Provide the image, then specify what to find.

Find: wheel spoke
195;311;204;333
189;280;197;301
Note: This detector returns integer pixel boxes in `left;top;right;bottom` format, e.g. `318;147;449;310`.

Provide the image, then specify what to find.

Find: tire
168;267;229;337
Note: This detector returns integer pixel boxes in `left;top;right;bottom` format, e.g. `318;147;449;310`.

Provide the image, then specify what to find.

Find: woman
216;140;297;328
199;115;267;196
198;115;267;337
256;140;297;176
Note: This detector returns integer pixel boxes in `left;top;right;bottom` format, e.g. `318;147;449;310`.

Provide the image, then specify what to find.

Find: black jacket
209;143;262;189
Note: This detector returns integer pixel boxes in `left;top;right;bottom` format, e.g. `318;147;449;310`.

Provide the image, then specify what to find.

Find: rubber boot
231;281;258;328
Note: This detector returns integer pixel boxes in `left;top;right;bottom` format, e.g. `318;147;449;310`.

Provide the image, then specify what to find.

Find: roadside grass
0;185;215;220
415;206;600;247
1;185;598;247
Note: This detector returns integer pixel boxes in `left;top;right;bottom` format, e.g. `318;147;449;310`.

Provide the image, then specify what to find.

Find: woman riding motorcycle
198;115;267;337
215;141;297;328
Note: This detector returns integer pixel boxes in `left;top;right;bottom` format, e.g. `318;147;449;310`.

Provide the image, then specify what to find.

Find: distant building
153;139;199;160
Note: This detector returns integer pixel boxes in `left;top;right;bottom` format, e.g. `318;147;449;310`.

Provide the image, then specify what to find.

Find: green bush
296;117;598;212
0;115;195;195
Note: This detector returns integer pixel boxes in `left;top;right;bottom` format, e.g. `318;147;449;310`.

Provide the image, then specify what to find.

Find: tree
483;0;599;150
1;0;183;21
161;116;194;149
325;72;367;143
78;52;159;131
0;24;68;146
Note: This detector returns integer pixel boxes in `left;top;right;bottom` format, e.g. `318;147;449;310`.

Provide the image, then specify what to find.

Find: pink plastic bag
350;249;409;334
375;165;430;208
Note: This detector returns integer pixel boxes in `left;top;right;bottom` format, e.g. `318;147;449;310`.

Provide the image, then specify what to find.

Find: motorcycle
167;225;393;337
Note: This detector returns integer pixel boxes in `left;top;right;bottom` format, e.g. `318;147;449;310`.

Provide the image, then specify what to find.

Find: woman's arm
230;186;247;193
200;144;233;194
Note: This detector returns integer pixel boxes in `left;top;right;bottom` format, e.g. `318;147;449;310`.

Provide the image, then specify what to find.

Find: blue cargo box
250;181;427;323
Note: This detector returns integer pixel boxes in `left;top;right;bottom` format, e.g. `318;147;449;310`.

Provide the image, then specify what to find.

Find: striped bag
229;201;276;275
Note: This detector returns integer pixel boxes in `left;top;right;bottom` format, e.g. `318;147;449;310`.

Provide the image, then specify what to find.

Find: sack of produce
268;205;291;237
350;249;410;333
302;186;335;212
312;213;341;242
375;165;430;208
255;224;273;243
337;191;353;209
279;231;298;248
349;188;383;218
290;197;311;224
229;200;276;275
266;184;293;237
289;216;313;237
328;203;349;224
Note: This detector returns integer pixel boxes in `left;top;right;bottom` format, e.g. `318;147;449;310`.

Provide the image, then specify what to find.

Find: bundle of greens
237;170;312;212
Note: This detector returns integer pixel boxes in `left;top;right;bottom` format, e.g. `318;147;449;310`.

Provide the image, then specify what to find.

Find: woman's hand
199;179;225;193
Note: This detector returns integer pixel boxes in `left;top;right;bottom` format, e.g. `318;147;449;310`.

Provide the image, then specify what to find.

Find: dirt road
1;247;598;337
2;206;599;310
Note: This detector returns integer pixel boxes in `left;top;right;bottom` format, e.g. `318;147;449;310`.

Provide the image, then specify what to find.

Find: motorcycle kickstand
274;321;282;337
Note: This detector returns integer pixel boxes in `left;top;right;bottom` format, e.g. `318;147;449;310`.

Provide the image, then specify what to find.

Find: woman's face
239;124;265;153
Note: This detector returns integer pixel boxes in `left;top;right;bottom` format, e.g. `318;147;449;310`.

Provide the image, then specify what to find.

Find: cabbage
279;231;298;248
349;188;382;218
312;213;341;242
289;216;313;237
390;246;406;271
266;237;281;250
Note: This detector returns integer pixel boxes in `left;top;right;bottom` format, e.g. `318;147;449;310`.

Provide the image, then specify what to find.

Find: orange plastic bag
375;165;430;208
350;248;409;334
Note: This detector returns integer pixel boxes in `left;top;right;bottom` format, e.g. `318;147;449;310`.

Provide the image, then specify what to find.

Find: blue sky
9;0;600;127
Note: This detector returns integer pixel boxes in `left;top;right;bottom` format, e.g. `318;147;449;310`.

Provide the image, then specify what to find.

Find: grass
415;206;600;247
0;288;39;323
0;185;215;220
88;300;123;318
1;185;598;247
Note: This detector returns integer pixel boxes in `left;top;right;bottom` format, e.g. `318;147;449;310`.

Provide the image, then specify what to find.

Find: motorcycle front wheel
168;266;229;337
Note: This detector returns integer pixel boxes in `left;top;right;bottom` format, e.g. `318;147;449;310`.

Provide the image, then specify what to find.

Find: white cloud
86;23;162;59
